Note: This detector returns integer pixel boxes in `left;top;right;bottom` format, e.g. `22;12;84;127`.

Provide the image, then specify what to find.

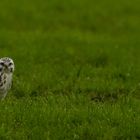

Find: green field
0;0;140;139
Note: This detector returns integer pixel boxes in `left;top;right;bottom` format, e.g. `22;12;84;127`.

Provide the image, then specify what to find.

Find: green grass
0;0;140;139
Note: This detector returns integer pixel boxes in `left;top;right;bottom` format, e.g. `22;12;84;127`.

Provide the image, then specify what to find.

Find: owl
0;57;15;99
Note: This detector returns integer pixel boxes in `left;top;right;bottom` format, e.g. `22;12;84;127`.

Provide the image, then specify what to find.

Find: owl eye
0;62;4;66
8;62;13;66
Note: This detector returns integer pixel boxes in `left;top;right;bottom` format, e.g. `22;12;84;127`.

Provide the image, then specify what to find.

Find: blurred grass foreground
0;0;140;139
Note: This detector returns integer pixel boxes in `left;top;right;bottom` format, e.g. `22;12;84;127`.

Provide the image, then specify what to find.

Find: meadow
0;0;140;139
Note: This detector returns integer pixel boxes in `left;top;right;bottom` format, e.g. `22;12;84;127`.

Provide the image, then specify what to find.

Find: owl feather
0;57;15;99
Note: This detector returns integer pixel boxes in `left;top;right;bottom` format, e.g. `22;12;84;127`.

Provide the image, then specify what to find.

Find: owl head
0;57;15;74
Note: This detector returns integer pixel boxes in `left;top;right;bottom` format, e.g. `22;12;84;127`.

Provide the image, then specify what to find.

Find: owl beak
5;65;8;69
4;65;8;70
4;65;9;73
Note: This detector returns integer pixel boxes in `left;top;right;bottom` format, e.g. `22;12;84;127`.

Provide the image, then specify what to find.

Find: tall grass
0;0;140;139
